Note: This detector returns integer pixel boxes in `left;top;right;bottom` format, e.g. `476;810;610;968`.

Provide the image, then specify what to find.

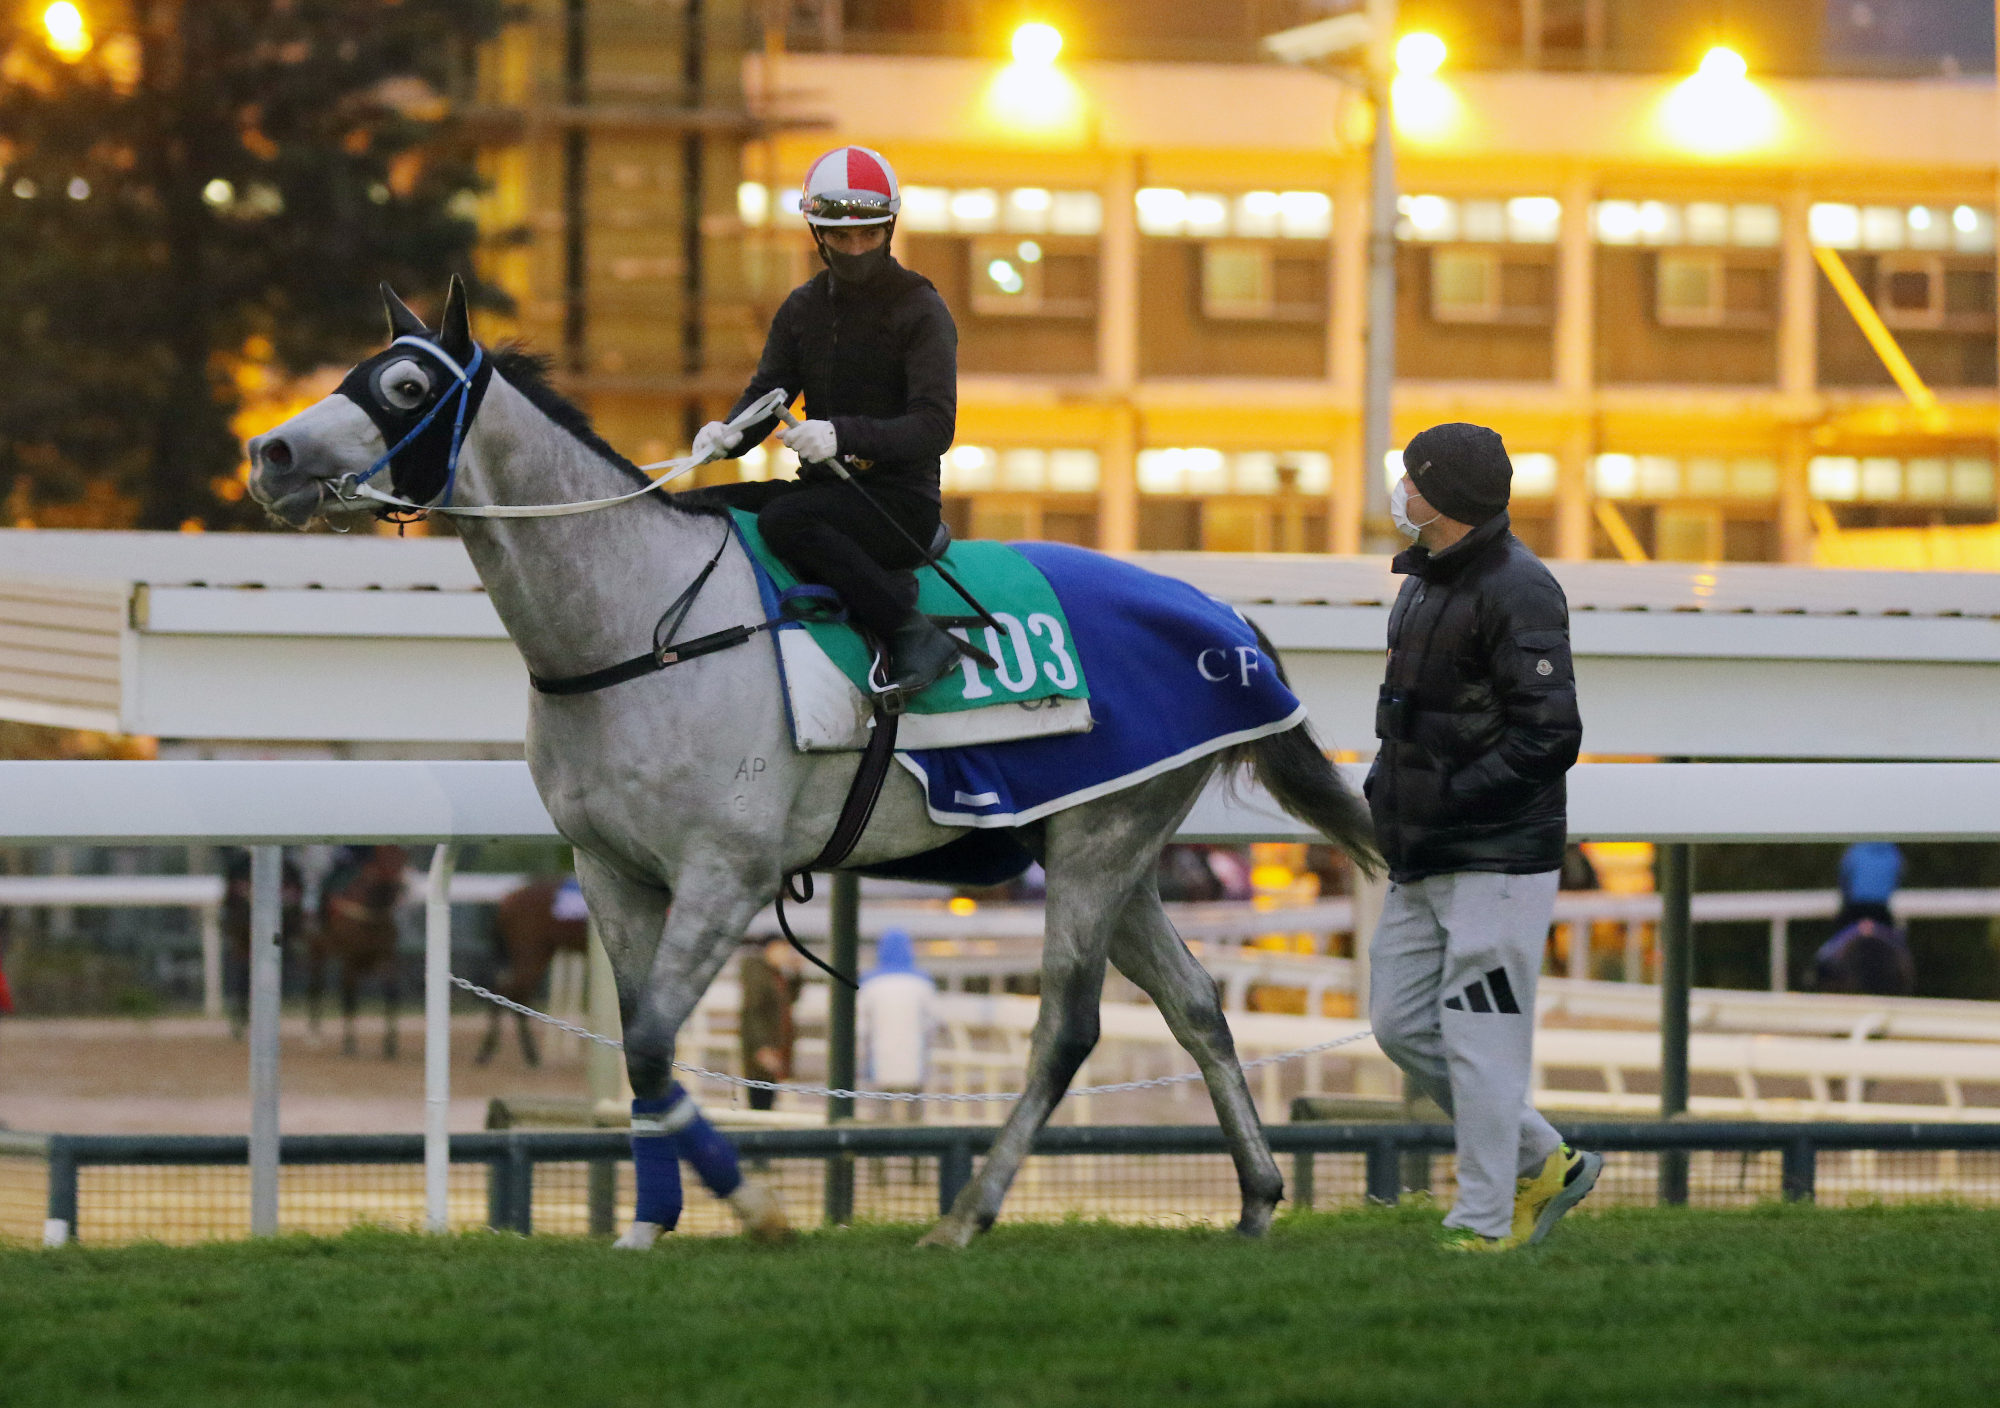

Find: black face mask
819;233;892;286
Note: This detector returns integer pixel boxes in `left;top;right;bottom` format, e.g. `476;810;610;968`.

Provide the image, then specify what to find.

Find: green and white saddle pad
730;509;1093;753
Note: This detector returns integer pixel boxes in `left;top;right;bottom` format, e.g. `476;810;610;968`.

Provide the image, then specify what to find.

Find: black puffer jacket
1365;512;1583;882
725;258;957;504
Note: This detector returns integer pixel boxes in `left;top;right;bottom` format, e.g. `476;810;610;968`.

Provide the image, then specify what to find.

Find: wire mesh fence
8;1123;2000;1248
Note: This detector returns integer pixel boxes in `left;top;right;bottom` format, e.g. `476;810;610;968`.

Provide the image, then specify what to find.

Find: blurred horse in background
476;876;590;1066
307;845;410;1058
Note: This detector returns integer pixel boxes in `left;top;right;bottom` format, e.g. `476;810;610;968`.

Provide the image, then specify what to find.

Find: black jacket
1365;512;1583;882
725;259;957;504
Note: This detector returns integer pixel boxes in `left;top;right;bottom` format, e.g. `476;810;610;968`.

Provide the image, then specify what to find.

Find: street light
1659;45;1781;156
1011;22;1063;66
988;22;1082;135
44;2;92;60
1262;0;1404;550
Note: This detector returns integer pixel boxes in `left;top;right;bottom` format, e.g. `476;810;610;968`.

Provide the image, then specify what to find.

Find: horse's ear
439;275;473;362
381;283;429;341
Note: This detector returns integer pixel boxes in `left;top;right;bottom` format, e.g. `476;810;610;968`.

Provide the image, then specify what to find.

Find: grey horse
248;279;1381;1249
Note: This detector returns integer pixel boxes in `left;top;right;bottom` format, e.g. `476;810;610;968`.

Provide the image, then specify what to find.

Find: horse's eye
376;358;431;411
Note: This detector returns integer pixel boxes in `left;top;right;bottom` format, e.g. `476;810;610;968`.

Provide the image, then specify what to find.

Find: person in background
738;936;803;1111
858;928;937;1119
1837;842;1904;928
1813;842;1915;996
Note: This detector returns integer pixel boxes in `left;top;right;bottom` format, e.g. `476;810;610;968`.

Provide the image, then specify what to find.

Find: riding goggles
803;194;895;223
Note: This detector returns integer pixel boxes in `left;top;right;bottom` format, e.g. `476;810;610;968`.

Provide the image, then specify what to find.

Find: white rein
328;382;791;521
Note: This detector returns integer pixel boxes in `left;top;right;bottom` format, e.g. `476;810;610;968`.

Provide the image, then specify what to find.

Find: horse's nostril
260;436;294;470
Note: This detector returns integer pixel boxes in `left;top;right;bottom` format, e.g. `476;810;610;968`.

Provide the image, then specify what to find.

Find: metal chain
451;973;1374;1104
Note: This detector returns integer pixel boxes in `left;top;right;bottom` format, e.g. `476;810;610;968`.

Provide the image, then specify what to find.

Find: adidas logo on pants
1369;869;1564;1240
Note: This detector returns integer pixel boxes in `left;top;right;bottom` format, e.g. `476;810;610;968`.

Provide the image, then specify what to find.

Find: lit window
1809;203;1860;248
970;236;1048;314
1595;201;1643;244
1005;187;1052;232
1685;457;1728;496
1512;453;1558;497
1048;450;1101;492
777;188;802;219
1637;456;1681;498
1399;194;1456;240
1506;197;1562;243
1636;201;1680;244
1049;190;1102;235
737;444;800;482
1809;456;1860;501
1383;449;1406;492
1905;458;1950;501
1859;205;1906;250
1403;194;1559;243
1202;244;1275;319
1135;187;1189;235
736;182;769;225
900;186;952;232
1234;452;1280;494
1731;459;1779;498
1951;206;1995;254
1592;454;1638;498
1731;204;1782;247
1185;193;1229;238
1431;249;1499;322
1285;453;1333;495
1460;199;1507;242
1656;252;1724;326
1952;459;1995;504
1234;191;1281;238
1276;190;1332;238
943;444;995;492
949;189;1000;231
998;449;1049;491
1906;205;1949;251
1859;457;1902;501
1684;202;1731;245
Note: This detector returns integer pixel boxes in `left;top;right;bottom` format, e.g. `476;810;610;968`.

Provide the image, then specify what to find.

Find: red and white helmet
801;146;900;227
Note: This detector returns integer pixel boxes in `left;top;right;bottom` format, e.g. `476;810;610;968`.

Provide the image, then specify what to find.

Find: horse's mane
489;346;725;517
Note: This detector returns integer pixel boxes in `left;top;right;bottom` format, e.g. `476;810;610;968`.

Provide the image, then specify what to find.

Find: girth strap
772;696;902;989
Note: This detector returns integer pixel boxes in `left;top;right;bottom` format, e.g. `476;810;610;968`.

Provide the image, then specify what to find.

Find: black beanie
1404;422;1511;526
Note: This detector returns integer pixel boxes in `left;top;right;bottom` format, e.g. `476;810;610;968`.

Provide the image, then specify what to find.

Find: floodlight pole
1362;0;1399;551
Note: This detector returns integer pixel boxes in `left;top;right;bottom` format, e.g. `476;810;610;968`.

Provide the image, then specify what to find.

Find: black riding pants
706;475;939;636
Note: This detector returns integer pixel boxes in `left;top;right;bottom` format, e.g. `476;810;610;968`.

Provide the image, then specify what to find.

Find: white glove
779;418;839;464
691;420;741;462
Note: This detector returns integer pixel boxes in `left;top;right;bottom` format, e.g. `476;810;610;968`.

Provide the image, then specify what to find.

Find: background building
470;0;2000;562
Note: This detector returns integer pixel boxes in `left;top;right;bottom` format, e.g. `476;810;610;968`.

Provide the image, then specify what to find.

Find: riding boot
883;611;962;696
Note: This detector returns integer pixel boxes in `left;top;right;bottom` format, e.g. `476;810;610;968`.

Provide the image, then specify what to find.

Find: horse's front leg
573;850;789;1248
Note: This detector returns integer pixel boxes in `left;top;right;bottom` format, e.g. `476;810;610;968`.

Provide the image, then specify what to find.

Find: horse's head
248;277;491;527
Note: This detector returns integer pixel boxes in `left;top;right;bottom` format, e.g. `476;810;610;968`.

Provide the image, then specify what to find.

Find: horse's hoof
612;1220;664;1251
728;1183;793;1244
916;1217;978;1250
1235;1202;1279;1239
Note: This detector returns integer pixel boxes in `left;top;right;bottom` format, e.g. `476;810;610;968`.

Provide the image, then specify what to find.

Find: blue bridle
336;335;488;511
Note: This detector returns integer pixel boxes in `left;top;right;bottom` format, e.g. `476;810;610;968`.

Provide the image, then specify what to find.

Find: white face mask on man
1390;475;1440;542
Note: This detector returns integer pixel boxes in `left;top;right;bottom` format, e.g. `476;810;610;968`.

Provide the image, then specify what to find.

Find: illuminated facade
473;4;2000;563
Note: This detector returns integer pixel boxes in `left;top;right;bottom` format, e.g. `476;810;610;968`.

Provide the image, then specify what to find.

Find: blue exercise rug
896;542;1305;829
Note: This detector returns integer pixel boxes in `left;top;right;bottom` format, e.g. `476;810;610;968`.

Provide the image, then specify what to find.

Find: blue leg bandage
630;1095;685;1228
630;1085;743;1226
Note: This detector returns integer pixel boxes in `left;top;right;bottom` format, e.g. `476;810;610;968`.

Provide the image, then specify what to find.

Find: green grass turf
5;1204;1999;1407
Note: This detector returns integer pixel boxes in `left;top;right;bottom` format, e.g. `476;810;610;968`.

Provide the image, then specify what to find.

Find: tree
0;0;505;529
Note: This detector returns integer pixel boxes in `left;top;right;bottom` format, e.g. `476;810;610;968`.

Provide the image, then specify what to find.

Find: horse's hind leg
517;1012;540;1067
917;773;1207;1249
1110;889;1284;1236
340;961;360;1057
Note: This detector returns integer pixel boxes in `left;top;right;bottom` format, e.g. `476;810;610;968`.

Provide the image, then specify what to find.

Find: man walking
1366;422;1600;1251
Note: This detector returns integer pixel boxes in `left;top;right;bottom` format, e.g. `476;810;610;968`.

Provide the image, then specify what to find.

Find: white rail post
1770;917;1790;993
247;845;283;1236
424;843;458;1234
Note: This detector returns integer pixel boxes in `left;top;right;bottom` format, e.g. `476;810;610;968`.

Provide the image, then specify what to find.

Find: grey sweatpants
1369;869;1564;1238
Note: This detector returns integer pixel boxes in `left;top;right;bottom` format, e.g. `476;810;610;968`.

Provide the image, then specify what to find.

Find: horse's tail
1226;623;1384;878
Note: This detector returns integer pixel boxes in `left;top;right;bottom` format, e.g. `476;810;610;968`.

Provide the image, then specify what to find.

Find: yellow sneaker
1512;1143;1603;1246
1438;1225;1519;1253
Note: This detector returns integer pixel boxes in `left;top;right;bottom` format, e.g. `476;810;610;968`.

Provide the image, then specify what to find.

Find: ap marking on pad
1196;646;1262;685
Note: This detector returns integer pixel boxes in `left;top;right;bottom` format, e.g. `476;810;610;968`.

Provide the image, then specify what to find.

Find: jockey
692;145;966;696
